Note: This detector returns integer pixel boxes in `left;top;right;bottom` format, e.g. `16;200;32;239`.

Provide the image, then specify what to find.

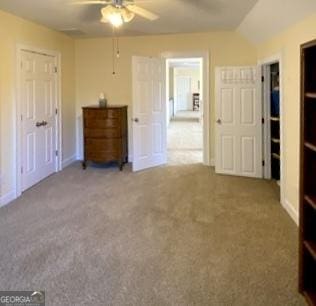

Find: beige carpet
0;163;304;306
168;120;203;165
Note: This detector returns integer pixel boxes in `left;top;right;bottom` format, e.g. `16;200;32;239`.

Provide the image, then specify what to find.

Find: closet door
215;66;262;178
21;50;58;191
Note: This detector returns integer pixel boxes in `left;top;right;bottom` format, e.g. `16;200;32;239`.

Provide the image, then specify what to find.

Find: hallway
167;112;203;165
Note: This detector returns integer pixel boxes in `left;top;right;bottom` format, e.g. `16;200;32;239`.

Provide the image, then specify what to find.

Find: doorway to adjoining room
166;58;203;165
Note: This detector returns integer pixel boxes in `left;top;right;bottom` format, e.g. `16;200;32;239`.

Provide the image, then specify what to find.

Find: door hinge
21;115;23;121
262;117;265;124
21;166;23;174
20;61;23;69
54;66;58;73
262;160;265;167
55;150;58;157
261;76;264;82
55;108;58;115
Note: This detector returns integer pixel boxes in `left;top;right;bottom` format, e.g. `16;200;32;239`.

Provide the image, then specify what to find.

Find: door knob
216;119;222;124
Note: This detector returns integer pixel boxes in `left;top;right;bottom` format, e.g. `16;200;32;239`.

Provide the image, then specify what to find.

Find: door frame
15;44;62;197
162;51;210;166
175;75;192;111
258;53;285;205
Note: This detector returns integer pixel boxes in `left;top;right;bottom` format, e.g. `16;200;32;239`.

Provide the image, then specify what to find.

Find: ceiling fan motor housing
113;0;124;7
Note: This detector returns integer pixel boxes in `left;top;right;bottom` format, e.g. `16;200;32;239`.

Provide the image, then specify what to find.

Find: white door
176;76;191;111
21;50;57;191
215;66;262;178
132;56;166;172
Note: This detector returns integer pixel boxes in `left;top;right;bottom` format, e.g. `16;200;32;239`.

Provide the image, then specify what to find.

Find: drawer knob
132;118;139;123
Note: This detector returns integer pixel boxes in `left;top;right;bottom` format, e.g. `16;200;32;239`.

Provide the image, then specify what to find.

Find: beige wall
75;31;257;159
0;10;76;199
257;13;316;218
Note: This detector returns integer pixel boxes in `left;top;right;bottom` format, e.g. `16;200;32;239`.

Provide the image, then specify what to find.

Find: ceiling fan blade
121;8;135;22
126;5;159;21
70;1;110;5
128;0;155;3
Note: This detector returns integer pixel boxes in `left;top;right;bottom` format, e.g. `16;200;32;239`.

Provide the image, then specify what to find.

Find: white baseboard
62;155;77;169
281;199;299;226
0;190;16;208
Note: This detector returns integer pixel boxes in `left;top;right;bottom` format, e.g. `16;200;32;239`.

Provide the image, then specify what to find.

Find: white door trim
162;51;210;166
258;53;285;206
262;64;272;179
15;44;62;198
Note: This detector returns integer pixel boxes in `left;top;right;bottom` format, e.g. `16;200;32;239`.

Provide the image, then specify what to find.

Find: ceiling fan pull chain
112;26;116;75
116;35;120;58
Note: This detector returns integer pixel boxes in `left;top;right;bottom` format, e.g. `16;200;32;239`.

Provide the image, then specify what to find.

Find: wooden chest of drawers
82;105;128;170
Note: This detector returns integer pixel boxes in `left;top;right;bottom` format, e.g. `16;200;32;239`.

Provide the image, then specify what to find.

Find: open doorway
262;59;282;200
166;58;203;165
132;53;209;172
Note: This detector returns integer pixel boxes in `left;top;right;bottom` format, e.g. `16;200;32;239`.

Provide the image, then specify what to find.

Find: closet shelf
305;195;316;211
306;92;316;99
272;138;280;144
304;241;316;261
270;116;280;121
272;153;280;160
305;142;316;153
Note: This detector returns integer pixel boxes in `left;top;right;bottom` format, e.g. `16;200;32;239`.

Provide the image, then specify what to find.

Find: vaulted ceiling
238;0;316;44
0;0;259;37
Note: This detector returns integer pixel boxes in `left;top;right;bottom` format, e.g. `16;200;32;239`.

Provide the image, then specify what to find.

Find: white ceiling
238;0;316;44
0;0;259;37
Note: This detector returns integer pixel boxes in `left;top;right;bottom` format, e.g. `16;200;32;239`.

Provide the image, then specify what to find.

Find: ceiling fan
72;0;159;27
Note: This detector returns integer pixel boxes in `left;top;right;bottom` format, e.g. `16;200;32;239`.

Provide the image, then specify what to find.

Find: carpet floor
0;163;305;306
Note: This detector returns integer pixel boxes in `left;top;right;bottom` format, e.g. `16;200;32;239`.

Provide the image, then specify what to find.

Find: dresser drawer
84;128;121;138
85;151;119;163
85;138;121;153
84;117;119;129
84;109;120;119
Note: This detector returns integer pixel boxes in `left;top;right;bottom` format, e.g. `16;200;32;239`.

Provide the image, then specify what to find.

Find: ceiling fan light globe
108;12;123;27
100;16;109;23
